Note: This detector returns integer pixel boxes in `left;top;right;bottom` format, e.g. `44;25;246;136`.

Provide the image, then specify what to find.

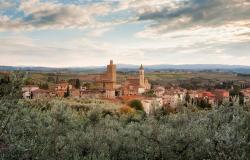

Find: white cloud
136;21;250;48
115;0;178;12
0;0;113;31
1;33;250;66
135;0;250;33
86;27;113;37
0;1;15;10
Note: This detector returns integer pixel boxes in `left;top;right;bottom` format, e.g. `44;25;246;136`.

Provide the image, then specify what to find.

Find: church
122;64;151;96
94;60;117;98
92;60;151;98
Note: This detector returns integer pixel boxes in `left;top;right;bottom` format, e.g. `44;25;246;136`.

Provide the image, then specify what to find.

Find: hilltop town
1;63;250;160
16;60;250;114
1;0;249;159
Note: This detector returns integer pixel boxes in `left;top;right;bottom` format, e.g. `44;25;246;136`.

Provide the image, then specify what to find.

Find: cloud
136;22;250;42
0;0;113;31
132;0;250;33
1;0;250;33
132;0;250;56
0;0;249;66
0;1;15;10
87;27;113;37
0;16;26;32
1;33;250;67
0;34;153;66
115;0;177;12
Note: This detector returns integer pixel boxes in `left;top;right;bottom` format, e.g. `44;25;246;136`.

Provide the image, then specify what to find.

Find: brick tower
139;64;145;87
107;60;116;84
104;60;116;98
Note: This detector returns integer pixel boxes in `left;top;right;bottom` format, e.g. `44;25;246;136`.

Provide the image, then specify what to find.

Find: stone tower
139;64;145;87
107;60;116;83
105;60;116;98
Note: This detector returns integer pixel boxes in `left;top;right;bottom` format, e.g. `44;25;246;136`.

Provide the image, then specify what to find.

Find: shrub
119;105;135;115
128;99;143;111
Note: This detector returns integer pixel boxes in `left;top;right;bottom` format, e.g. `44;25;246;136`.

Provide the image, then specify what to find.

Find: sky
0;0;250;67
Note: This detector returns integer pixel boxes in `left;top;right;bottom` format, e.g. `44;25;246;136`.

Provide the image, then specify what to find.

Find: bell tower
139;64;145;87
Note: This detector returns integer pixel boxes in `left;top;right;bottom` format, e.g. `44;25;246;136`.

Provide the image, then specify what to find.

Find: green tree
1;88;250;160
129;99;143;111
75;79;80;89
24;77;34;85
142;89;156;97
47;76;55;83
185;92;191;103
230;85;241;97
55;75;59;84
239;92;245;105
83;82;91;89
64;86;70;98
39;83;49;89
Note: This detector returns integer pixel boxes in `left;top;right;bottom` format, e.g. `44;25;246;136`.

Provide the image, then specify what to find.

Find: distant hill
1;64;250;74
143;64;250;74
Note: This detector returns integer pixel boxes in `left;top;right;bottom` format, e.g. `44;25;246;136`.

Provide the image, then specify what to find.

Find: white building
162;90;186;108
154;86;165;97
241;88;250;103
22;85;39;99
141;97;163;114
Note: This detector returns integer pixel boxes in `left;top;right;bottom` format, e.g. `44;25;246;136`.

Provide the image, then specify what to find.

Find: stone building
52;81;73;97
162;88;186;108
198;91;216;105
141;98;163;114
94;60;117;98
32;89;49;99
241;88;250;103
154;86;165;97
123;64;151;96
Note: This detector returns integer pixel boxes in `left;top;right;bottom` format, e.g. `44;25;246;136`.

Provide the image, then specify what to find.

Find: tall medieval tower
139;64;145;87
105;60;116;90
107;60;116;83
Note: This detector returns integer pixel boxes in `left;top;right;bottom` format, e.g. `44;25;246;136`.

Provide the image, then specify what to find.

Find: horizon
2;62;250;69
0;0;250;67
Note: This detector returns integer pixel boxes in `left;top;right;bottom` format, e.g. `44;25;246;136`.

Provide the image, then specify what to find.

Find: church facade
123;64;151;96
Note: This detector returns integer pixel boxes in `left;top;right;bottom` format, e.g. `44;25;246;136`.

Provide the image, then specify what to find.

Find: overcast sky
0;0;250;67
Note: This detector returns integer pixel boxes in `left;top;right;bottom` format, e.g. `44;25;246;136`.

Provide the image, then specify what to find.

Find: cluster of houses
21;60;250;114
22;81;90;99
22;60;151;100
153;87;230;107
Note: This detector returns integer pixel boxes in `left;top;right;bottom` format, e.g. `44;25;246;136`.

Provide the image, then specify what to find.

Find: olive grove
0;97;249;160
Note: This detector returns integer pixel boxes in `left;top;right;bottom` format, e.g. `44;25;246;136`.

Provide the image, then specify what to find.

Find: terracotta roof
22;85;39;87
55;83;68;87
81;90;105;94
155;88;165;92
200;92;215;98
95;79;114;83
214;89;228;92
32;89;49;94
120;95;143;101
126;78;140;86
